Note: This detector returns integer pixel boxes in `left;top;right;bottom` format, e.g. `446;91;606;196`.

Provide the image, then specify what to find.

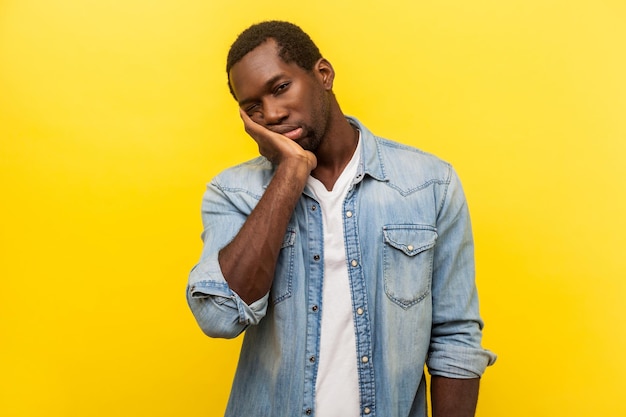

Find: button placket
344;186;375;412
302;196;323;417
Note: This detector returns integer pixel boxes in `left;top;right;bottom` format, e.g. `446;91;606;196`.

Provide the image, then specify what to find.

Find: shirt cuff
188;279;269;326
427;344;497;379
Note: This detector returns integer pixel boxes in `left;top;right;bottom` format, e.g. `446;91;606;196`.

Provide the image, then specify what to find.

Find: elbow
198;320;246;339
202;328;240;339
186;281;269;339
187;295;247;339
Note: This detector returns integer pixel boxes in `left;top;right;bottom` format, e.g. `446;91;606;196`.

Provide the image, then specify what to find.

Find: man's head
226;21;322;99
227;21;338;153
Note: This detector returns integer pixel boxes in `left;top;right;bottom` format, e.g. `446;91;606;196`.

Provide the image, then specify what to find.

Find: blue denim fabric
187;117;496;417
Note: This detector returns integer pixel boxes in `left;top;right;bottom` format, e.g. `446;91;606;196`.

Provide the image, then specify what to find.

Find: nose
263;98;288;125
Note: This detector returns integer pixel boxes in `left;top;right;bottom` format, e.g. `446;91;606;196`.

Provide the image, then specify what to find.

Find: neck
311;108;358;191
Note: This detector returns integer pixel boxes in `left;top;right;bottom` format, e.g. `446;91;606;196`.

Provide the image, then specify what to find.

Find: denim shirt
187;117;496;417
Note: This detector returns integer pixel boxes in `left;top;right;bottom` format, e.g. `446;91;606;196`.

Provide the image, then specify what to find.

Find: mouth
282;127;303;140
269;125;304;140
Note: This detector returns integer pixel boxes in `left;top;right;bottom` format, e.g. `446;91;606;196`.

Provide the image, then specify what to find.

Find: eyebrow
237;73;286;107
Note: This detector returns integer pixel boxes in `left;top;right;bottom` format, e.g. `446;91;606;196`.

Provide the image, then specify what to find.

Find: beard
296;90;331;153
295;125;323;152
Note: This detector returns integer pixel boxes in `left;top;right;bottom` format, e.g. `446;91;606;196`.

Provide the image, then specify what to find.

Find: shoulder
349;116;453;188
370;135;453;192
377;136;451;174
210;156;274;195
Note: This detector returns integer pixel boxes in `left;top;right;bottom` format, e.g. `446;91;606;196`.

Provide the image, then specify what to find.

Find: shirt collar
345;116;388;184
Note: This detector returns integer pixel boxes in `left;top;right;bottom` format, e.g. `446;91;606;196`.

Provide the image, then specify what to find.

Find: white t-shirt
307;134;362;417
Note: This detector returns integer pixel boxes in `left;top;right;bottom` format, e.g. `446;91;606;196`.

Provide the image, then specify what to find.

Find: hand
239;109;317;173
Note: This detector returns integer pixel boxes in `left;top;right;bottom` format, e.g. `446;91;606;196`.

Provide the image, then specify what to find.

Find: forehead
229;39;306;103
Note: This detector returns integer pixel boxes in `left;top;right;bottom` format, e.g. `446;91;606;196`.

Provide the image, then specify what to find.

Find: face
228;40;333;152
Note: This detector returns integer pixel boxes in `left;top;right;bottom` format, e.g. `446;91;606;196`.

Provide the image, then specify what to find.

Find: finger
238;108;269;139
238;107;251;123
238;108;255;134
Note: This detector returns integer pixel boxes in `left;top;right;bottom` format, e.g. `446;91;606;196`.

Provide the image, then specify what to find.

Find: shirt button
346;210;353;218
311;205;317;211
309;356;316;363
305;409;312;415
351;259;358;267
407;244;414;251
364;407;371;414
312;305;318;312
356;308;364;315
314;254;320;261
361;356;369;363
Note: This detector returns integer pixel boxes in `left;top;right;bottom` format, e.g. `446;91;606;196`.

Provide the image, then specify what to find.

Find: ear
314;58;335;90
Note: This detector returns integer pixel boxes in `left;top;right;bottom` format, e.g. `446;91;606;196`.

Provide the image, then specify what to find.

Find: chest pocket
270;227;296;304
383;225;438;309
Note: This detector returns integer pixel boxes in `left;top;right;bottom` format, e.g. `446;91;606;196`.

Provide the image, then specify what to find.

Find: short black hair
226;21;322;99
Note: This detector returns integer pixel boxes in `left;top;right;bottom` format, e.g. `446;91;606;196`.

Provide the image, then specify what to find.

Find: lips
269;125;303;140
282;127;303;140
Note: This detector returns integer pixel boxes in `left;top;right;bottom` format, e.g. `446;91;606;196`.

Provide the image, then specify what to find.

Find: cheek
312;90;330;122
250;112;264;124
306;90;328;119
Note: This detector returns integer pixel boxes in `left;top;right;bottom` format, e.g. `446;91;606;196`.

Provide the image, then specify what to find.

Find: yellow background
1;0;625;416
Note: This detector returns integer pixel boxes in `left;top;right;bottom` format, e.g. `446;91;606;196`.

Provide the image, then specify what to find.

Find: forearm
218;159;309;304
431;376;480;417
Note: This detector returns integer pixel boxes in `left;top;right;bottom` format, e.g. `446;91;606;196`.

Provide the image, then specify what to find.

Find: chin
299;136;321;153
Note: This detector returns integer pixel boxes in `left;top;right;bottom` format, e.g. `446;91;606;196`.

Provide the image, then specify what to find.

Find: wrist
275;153;315;182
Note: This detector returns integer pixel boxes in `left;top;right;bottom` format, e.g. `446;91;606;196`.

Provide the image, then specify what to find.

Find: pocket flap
383;226;437;256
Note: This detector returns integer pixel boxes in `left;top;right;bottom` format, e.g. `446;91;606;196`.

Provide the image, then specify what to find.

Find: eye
274;82;290;95
245;103;260;115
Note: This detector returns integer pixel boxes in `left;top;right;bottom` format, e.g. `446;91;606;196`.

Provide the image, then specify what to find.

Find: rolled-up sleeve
427;166;496;378
186;179;270;339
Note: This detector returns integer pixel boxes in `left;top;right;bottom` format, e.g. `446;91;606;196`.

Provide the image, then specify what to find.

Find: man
187;20;495;417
